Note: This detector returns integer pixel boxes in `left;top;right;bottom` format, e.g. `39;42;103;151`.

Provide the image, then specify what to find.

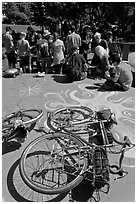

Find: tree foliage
2;2;135;30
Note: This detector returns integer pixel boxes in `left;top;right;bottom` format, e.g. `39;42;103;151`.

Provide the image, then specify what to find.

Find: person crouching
103;54;133;91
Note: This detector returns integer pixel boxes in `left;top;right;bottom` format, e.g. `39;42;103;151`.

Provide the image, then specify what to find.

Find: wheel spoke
19;133;87;194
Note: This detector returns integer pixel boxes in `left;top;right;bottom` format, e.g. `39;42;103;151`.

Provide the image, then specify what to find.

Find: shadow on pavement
2;141;21;155
7;158;69;202
7;159;30;202
71;179;95;202
85;82;104;91
6;153;95;202
85;85;99;90
51;75;72;84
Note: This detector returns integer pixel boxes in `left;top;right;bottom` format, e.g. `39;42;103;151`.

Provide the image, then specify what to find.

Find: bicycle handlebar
109;135;134;179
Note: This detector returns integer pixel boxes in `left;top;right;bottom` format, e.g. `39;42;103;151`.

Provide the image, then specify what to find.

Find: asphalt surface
2;74;135;202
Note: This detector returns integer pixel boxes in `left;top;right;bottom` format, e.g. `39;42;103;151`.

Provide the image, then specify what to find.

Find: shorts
20;56;30;67
7;51;17;65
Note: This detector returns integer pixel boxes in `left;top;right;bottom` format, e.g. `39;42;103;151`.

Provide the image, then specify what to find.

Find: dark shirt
67;52;86;71
26;33;38;47
92;39;108;50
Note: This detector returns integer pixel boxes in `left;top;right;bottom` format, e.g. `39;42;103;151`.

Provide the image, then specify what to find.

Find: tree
2;2;31;24
8;11;29;25
2;2;135;38
3;2;18;15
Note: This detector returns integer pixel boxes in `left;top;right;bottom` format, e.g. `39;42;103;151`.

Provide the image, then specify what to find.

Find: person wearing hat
50;32;65;74
101;53;133;91
38;30;52;73
17;32;31;73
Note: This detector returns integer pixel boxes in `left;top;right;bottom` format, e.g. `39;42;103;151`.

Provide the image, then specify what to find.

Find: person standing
2;26;16;69
35;31;46;72
80;31;92;61
51;32;65;74
66;25;81;55
17;32;30;73
39;30;52;73
26;26;38;48
106;31;122;62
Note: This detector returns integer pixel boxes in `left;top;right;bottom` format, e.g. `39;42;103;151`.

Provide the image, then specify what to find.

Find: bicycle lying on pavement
2;109;43;143
19;106;135;202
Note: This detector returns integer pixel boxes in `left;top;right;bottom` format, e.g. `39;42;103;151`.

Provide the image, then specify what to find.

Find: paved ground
2;74;135;202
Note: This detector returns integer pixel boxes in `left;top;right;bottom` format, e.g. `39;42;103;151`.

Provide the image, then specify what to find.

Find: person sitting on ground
65;44;88;82
91;32;109;66
17;32;30;73
90;45;111;79
92;32;109;53
101;54;133;91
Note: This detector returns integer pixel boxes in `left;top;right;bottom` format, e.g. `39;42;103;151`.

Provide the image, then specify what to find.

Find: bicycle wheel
19;132;88;195
47;106;94;132
2;109;43;141
2;109;43;128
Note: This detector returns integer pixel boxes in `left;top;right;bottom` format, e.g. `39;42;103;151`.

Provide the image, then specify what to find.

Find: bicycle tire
2;109;43;127
19;132;88;195
47;106;94;132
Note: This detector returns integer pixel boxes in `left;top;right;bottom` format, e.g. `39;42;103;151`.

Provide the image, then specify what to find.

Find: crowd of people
2;23;134;91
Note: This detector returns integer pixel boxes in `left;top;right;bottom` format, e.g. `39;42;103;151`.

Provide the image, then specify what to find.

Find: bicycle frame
33;128;110;201
18;107;135;202
47;109;135;179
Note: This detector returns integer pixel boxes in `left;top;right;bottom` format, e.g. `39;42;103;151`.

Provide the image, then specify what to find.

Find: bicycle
19;106;134;201
2;109;43;143
47;106;134;153
47;106;94;132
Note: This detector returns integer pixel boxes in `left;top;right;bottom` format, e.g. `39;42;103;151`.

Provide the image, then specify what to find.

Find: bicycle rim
47;106;93;132
2;109;43;126
19;132;88;195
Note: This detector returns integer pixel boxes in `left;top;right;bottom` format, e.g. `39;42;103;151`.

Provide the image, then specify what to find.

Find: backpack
96;109;112;121
71;147;110;201
66;53;86;81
